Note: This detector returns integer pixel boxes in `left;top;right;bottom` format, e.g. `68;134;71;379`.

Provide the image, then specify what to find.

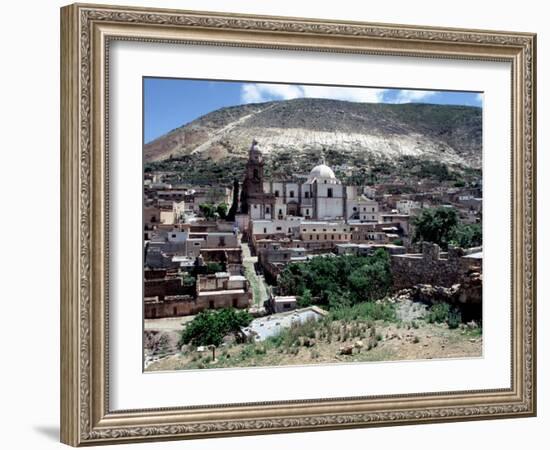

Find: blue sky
144;78;482;143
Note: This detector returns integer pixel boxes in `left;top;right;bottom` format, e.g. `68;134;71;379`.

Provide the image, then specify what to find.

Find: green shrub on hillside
179;308;252;347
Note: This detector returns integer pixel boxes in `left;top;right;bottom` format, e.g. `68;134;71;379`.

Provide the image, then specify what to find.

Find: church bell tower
240;140;274;216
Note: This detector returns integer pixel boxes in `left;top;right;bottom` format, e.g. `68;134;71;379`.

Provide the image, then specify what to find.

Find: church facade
240;140;379;222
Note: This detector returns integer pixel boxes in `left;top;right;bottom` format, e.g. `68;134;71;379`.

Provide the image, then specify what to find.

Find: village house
269;295;298;313
144;270;252;319
257;242;308;282
378;213;411;236
196;272;251;311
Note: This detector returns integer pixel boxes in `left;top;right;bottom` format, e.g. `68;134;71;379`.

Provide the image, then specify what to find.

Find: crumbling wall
391;242;480;290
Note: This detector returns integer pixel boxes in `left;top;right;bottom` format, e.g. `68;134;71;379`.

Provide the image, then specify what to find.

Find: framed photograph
60;3;536;446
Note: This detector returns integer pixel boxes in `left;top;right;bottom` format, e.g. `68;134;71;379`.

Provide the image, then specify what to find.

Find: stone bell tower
240;140;275;217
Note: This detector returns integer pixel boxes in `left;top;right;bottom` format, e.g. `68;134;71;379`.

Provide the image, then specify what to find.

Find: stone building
144;295;196;319
391;242;482;290
257;242;308;283
196;272;251;310
239;140;379;222
144;271;251;318
240;140;276;219
270;296;298;313
299;221;352;247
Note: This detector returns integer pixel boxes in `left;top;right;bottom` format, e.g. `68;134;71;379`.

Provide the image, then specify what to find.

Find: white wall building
259;158;378;221
251;217;303;236
396;199;421;215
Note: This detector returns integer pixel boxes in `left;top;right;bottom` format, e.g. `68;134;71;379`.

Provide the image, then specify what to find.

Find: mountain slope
144;98;482;185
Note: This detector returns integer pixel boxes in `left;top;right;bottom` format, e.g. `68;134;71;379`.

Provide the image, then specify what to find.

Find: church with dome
240;140;378;222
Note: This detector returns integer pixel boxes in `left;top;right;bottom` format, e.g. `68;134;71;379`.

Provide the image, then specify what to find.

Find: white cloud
240;83;386;104
302;85;386;103
239;83;471;106
393;89;438;104
241;83;303;103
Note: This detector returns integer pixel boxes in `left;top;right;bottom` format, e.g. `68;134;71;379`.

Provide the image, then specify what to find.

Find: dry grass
145;319;482;372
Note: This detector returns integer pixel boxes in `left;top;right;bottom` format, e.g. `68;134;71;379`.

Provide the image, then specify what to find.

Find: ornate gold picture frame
60;3;536;446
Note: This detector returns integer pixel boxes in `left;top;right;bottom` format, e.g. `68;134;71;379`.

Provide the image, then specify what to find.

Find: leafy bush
426;303;451;324
179;308;252;347
447;309;462;329
199;202;229;220
216;203;228;219
198;203;217;219
426;303;463;329
206;262;224;274
454;180;466;188
329;301;396;322
181;273;195;287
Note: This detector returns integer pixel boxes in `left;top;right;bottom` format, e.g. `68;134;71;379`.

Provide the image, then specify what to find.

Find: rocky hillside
144;98;482;186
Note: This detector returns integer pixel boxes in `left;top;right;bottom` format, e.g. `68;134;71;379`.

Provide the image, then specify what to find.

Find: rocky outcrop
391;269;482;321
394;269;482;306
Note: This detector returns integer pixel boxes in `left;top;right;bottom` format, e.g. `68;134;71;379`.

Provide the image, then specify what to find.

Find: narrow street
240;237;269;307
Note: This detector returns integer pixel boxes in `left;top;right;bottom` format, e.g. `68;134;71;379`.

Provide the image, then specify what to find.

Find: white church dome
308;163;336;180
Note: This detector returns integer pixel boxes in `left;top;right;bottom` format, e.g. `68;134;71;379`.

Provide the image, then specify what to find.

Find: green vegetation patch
179;308;252;347
413;207;482;250
329;301;397;323
426;303;462;329
278;249;392;308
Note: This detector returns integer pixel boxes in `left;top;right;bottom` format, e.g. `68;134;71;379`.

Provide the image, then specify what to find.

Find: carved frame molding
60;3;536;446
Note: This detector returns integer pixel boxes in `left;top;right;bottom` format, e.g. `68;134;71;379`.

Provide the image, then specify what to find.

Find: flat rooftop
463;252;483;259
272;296;297;303
241;306;328;342
197;289;246;297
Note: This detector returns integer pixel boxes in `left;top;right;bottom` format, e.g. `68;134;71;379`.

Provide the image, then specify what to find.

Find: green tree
348;253;392;303
181;273;196;287
454;180;466;188
226;179;239;222
413;207;459;250
450;223;482;248
297;288;313;307
179;308;253;347
277;250;392;309
199;203;217;220
216;203;228;220
206;262;224;274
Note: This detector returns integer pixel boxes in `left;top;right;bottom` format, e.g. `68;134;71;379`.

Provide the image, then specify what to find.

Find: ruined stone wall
144;296;196;318
144;290;251;319
391;242;480;290
144;277;190;300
